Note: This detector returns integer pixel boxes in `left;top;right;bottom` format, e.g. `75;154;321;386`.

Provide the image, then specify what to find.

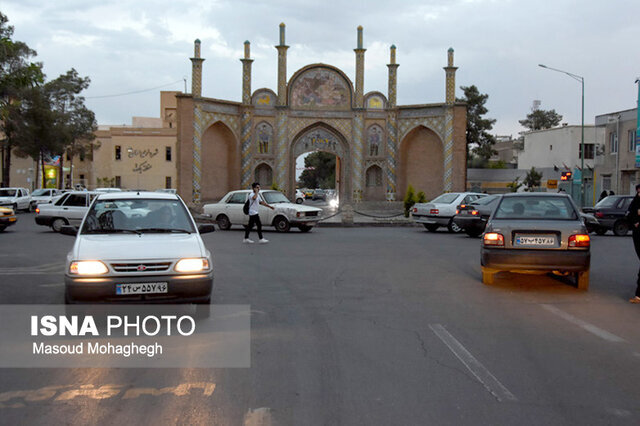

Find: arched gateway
175;25;467;206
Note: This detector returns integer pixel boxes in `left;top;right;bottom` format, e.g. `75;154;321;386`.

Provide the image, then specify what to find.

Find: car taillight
569;234;590;248
483;232;504;246
296;212;301;218
430;209;439;215
460;204;466;209
455;209;459;214
471;210;479;215
413;207;418;213
595;211;604;218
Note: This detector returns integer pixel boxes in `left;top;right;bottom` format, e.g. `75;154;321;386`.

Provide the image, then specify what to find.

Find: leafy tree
507;176;523;192
403;185;417;217
416;191;427;203
298;151;336;189
457;85;496;161
0;12;44;186
519;109;563;131
488;160;507;169
523;167;543;191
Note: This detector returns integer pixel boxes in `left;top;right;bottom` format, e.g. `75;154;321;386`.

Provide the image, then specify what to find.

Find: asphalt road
1;212;640;425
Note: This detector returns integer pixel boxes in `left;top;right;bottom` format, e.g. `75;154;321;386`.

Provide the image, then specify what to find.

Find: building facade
176;24;467;206
518;125;599;171
594;108;638;196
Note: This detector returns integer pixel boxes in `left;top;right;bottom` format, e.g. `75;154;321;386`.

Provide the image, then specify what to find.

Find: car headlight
175;258;210;273
69;260;108;275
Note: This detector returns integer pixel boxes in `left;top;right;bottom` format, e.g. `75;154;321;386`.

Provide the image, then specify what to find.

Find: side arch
201;121;240;202
398;125;444;200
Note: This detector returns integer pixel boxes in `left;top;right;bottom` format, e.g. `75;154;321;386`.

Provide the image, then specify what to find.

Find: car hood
72;233;205;260
273;202;322;212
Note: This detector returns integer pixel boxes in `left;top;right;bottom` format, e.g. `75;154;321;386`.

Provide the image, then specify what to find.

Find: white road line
429;324;517;402
541;304;625;343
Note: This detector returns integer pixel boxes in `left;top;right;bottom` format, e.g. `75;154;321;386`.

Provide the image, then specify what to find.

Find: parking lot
1;212;640;425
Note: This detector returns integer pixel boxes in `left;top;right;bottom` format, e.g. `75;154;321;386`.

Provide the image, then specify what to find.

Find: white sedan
411;192;487;233
203;190;322;232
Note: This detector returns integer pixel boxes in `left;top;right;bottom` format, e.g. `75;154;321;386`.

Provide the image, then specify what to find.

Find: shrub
404;185;417;217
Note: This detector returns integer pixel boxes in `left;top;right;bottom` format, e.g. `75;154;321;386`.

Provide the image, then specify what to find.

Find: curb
317;221;419;228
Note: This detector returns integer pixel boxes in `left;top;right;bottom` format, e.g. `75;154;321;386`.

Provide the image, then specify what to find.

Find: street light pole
538;64;585;206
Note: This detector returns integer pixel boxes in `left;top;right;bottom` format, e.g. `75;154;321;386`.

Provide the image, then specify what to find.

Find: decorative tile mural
290;68;350;108
255;122;273;154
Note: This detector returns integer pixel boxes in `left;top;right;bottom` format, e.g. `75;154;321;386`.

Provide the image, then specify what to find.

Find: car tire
481;267;496;285
423;224;439;232
274;216;290;232
575;270;589;290
466;230;482;238
51;218;68;233
216;214;231;230
447;219;462;233
594;227;607;236
296;198;303;204
298;225;312;233
613;220;629;236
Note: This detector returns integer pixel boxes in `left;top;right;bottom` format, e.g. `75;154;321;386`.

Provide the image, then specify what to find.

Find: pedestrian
609;190;615;196
598;190;608;202
627;183;640;303
243;182;274;244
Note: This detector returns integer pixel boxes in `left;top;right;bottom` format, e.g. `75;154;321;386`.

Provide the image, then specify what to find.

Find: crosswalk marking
541;304;625;343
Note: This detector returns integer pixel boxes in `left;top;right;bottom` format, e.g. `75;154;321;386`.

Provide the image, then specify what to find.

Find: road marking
541;304;625;343
429;324;517;402
39;283;64;288
244;407;272;426
0;262;64;275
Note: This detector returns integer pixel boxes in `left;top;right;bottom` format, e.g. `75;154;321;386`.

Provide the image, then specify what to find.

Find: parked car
29;188;63;211
0;187;31;212
295;189;305;204
156;188;177;194
35;191;99;232
312;189;326;201
481;193;590;290
203;189;322;232
582;195;633;236
304;189;314;199
0;206;17;231
412;192;487;232
62;191;214;304
452;194;502;237
95;187;123;193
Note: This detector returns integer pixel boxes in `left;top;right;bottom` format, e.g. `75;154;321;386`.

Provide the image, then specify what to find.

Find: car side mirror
60;225;78;236
198;224;215;234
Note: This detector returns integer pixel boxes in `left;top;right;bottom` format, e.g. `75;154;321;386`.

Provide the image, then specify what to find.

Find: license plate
116;282;168;295
515;235;556;246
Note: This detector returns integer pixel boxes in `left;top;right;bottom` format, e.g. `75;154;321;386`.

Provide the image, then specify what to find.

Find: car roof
96;191;179;200
502;192;570;198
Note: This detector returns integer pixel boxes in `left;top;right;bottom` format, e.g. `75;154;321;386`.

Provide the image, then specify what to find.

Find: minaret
190;39;205;97
276;23;289;106
354;26;366;108
444;47;458;105
387;45;399;107
241;41;253;105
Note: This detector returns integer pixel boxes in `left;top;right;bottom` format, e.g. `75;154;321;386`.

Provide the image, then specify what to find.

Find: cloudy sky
3;0;639;137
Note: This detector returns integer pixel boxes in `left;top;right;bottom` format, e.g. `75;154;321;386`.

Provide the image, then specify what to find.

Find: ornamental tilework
240;110;252;188
287;118;352;141
386;112;398;199
351;113;364;201
274;111;288;187
443;109;454;191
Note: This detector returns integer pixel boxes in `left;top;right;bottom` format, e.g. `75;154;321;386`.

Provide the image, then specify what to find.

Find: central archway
288;123;351;203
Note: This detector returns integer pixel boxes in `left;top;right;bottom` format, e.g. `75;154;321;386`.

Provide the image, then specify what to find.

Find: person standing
627;184;640;303
244;182;274;244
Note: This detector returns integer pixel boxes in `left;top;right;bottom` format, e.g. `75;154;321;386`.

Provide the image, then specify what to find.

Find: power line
86;79;185;99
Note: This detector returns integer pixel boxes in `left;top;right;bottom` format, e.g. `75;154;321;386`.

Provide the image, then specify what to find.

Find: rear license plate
515;235;556;246
116;282;168;295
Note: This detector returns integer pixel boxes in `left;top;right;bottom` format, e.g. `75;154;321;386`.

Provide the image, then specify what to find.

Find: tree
298;151;336;189
519;109;563;131
507;176;523;192
523;167;543;191
457;85;496;162
0;12;44;186
403;185;417;217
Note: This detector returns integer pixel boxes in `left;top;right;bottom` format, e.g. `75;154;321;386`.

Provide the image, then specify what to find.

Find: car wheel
298;225;312;233
274;216;290;232
481;266;496;285
216;214;231;230
575;270;589;290
613;220;629;236
447;220;462;233
51;218;68;233
423;224;439;232
296;198;303;204
466;230;482;238
594;227;607;236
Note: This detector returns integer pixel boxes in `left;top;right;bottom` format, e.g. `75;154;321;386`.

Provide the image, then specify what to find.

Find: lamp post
538;64;585;206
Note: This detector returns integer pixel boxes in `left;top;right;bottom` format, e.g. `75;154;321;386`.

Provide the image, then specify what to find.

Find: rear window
494;196;578;220
472;195;499;206
431;193;459;204
594;196;619;208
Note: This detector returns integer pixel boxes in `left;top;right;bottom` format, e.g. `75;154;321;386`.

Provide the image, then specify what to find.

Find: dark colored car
452;195;502;237
583;195;633;236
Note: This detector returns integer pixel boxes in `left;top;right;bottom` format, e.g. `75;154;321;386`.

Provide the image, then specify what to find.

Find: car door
17;189;28;210
62;193;89;226
258;193;274;225
225;192;247;225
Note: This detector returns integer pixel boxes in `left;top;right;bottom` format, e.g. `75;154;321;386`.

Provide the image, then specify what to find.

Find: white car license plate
515;235;556;246
116;282;168;295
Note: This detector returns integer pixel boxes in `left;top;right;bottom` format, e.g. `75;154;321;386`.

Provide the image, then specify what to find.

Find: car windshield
595;196;619;208
31;189;49;196
262;192;290;204
431;193;459;204
81;198;195;234
494;196;578;220
0;189;17;197
472;195;499;205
